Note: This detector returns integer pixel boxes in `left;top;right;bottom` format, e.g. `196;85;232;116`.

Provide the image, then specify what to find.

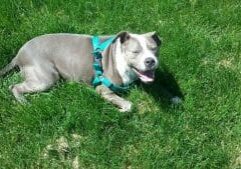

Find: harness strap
91;36;129;92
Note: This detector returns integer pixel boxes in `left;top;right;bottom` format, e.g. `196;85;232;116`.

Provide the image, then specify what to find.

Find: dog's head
114;31;161;83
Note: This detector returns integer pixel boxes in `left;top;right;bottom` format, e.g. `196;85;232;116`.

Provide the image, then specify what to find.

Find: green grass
0;0;241;168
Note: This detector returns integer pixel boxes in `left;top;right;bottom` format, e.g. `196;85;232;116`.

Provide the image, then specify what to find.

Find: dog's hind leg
10;65;59;103
10;81;52;103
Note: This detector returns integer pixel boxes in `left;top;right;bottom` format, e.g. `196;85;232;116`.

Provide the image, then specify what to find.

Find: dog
0;32;161;112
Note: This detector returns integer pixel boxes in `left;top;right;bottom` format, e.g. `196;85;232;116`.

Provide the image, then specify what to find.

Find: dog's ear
145;32;162;46
113;31;130;44
152;32;162;47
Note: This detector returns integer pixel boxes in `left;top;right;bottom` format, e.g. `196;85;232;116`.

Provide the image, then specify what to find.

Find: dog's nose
144;57;156;68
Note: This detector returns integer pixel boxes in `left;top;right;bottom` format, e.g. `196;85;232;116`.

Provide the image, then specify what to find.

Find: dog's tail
0;58;17;77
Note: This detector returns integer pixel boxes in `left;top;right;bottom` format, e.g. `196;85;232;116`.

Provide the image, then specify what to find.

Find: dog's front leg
96;85;132;112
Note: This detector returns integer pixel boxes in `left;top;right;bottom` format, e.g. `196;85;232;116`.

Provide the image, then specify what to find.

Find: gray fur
0;32;161;112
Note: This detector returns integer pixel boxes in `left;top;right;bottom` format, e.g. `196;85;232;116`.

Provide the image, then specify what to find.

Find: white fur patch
115;38;137;85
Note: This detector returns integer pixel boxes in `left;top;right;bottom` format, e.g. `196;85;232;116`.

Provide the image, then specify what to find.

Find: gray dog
0;32;161;112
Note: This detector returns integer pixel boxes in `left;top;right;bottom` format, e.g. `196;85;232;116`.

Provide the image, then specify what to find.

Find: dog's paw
119;101;132;112
10;85;28;104
18;97;28;104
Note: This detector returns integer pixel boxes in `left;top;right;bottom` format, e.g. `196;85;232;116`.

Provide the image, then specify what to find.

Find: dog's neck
113;39;137;85
101;38;137;86
101;38;123;85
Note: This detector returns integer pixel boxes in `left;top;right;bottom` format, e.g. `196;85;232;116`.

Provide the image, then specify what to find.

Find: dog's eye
150;47;157;51
132;50;141;54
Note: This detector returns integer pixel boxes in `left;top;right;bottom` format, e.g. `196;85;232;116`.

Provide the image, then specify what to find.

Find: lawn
0;0;241;168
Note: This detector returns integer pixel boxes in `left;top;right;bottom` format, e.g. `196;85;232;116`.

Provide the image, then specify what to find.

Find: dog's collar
91;36;129;93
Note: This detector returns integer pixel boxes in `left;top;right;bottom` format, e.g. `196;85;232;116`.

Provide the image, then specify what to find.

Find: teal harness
91;36;129;92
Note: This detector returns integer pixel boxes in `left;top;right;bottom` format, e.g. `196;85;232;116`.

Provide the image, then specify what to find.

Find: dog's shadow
138;64;184;109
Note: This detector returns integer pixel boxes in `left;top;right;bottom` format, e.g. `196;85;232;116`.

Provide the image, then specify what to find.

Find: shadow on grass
139;64;184;110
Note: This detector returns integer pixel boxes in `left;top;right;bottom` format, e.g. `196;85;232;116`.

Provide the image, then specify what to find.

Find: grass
0;0;241;168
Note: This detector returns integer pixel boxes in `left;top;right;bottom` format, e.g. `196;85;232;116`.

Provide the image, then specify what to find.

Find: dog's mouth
132;68;155;83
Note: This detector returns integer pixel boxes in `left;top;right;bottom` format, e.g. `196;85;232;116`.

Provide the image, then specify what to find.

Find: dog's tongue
134;70;155;83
